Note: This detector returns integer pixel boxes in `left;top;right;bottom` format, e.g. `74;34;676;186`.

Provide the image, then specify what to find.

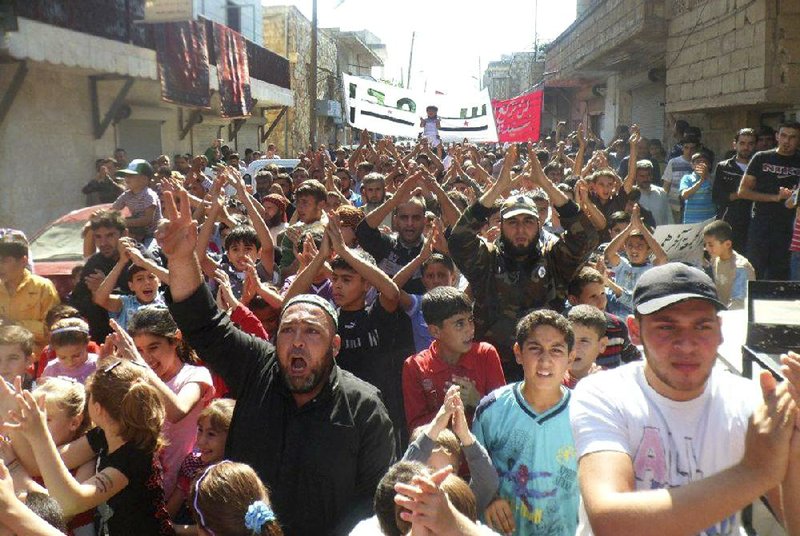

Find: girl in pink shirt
41;318;98;384
107;307;214;498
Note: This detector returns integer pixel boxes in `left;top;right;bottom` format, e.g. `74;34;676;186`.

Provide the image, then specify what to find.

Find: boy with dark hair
402;286;505;431
92;239;168;328
680;152;716;223
196;171;276;299
565;305;608;388
0;234;60;352
393;233;458;353
703;220;754;310
567;266;641;368
279;179;328;278
0;324;35;389
604;205;668;317
607;211;631;241
473;309;579;536
285;216;405;445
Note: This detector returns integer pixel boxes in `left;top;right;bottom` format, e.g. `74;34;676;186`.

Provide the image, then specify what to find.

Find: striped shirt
680;172;716;223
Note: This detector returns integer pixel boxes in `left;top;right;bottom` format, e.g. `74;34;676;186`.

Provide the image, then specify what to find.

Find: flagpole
407;31;415;89
533;0;538;59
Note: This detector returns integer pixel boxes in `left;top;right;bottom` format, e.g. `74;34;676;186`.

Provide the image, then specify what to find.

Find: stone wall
262;6;338;155
664;0;800;112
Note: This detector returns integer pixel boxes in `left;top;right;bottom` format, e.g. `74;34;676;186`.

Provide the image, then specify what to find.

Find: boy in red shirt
402;286;506;431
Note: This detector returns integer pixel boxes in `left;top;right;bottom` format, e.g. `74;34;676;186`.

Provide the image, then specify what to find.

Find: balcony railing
13;0;290;90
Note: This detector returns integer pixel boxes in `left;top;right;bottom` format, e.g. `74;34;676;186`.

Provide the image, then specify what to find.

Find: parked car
29;204;111;300
243;158;300;183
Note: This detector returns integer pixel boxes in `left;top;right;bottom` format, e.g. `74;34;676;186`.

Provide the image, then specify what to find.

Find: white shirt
570;362;761;536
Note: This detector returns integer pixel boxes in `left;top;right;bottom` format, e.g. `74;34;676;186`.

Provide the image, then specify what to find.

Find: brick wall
665;0;776;112
262;7;339;154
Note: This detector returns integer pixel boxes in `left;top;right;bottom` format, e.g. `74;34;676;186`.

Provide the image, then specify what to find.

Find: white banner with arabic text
342;74;498;143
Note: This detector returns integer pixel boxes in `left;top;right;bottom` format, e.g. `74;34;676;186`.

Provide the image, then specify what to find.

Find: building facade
0;0;291;235
544;0;800;157
262;6;385;155
483;52;546;101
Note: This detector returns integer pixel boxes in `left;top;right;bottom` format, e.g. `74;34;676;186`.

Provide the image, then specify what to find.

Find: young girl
33;377;95;536
168;399;235;528
117;307;214;498
3;359;174;535
41;318;98;384
190;461;283;536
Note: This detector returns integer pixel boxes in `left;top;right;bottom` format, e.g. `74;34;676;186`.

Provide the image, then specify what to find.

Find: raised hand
156;190;198;260
107;319;146;365
2;390;49;441
213;268;238;311
394;465;455;535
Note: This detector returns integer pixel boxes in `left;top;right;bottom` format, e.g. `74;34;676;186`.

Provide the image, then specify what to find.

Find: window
226;1;241;33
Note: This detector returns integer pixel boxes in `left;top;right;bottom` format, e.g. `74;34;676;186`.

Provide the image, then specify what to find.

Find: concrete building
0;0;292;235
483;52;546;101
544;0;800;157
262;6;385;155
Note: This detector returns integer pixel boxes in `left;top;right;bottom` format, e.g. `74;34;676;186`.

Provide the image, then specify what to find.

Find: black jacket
168;284;396;536
712;157;752;223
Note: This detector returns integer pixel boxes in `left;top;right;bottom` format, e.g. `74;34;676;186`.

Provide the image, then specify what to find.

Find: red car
29;204;112;300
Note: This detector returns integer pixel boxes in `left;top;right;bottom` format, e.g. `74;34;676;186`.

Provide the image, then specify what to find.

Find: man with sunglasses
158;190;395;535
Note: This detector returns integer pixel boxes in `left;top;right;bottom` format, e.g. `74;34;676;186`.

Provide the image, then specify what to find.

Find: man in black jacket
712;128;756;254
69;210;127;341
159;190;395;535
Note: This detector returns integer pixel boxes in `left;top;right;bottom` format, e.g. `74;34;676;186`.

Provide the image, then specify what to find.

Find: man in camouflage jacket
448;145;599;381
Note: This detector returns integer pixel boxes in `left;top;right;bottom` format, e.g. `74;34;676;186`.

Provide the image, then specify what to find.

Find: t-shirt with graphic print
473;383;578;536
746;149;800;227
570;361;762;536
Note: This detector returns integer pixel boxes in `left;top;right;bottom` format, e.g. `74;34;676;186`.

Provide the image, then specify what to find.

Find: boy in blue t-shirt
604;205;668;317
680;152;716;223
473;309;579;536
394;236;458;353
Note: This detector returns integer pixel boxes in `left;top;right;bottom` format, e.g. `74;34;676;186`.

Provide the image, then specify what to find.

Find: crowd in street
1;115;800;536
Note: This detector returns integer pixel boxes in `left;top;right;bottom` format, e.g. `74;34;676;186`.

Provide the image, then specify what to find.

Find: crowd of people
0;117;800;536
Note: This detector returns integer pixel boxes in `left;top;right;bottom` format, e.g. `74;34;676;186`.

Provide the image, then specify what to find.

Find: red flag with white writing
491;90;543;142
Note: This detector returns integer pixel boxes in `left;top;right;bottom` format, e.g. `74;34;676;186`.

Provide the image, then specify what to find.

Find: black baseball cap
633;263;726;315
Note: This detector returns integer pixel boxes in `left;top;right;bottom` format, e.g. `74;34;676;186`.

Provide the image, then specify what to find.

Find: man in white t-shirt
570;263;800;536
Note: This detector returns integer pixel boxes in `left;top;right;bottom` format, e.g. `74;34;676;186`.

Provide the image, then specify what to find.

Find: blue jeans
791;251;800;281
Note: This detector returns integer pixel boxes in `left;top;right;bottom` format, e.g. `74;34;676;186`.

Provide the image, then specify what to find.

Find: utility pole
406;31;415;89
533;0;539;60
310;0;318;148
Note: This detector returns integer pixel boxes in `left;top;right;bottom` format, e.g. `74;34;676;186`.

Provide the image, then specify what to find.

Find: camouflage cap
500;195;539;220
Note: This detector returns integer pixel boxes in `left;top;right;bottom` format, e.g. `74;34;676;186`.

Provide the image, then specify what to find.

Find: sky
261;0;577;94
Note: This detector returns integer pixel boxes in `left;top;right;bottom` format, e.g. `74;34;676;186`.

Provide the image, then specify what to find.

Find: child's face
133;333;181;381
430;312;474;355
572;282;608;311
330;268;368;311
426;108;436;118
624;235;650;264
0;344;31;382
422;263;456;292
570;325;607;378
427;447;460;473
45;401;81;446
594;176;615;201
226;241;258;272
53;343;88;370
124;174;149;193
609;222;628;240
514;325;575;389
0;255;27;283
128;270;160;303
196;416;228;465
703;236;730;259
